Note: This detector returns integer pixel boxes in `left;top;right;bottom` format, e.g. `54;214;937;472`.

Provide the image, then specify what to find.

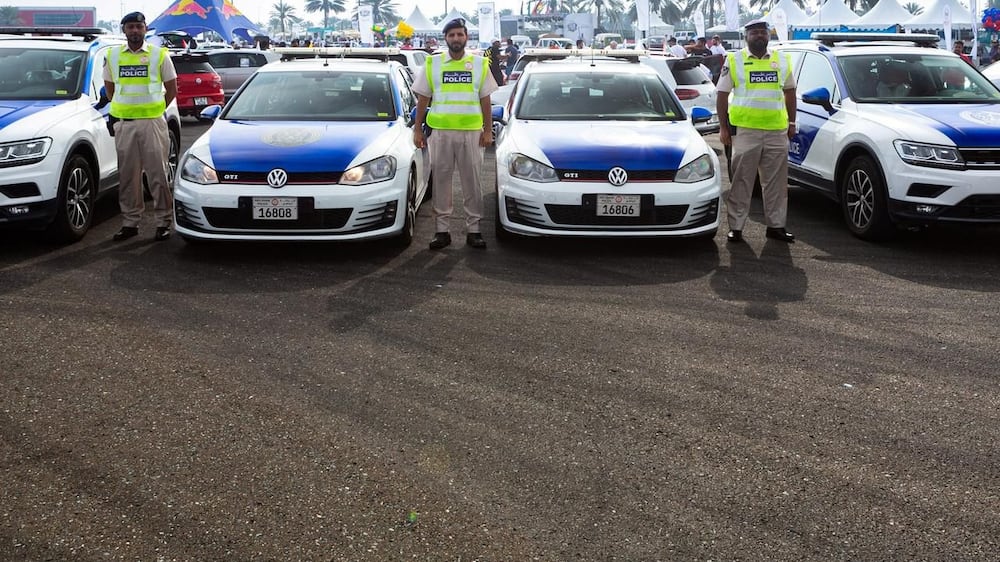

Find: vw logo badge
608;167;628;186
267;168;288;188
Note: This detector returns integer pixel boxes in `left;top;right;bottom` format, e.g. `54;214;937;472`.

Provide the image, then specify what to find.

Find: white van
510;35;532;50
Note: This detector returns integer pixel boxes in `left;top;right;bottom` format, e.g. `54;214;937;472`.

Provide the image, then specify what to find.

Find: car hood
204;120;401;172
0;100;69;137
862;103;1000;148
507;120;699;170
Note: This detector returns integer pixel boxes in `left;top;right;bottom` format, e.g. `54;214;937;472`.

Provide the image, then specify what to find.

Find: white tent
904;0;974;28
805;0;859;26
851;0;913;29
763;0;811;26
401;6;437;34
443;8;478;34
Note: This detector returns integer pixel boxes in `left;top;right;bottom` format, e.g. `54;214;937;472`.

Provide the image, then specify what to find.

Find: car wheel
841;155;893;241
47;154;95;243
494;185;513;242
393;171;416;247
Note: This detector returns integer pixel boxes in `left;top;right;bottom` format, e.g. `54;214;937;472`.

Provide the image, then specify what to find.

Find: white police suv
777;33;1000;240
495;54;720;239
0;27;181;242
174;58;430;245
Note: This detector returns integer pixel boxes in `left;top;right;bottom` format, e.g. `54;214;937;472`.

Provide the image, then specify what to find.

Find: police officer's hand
413;128;425;149
480;128;493;147
106;115;118;137
719;126;731;146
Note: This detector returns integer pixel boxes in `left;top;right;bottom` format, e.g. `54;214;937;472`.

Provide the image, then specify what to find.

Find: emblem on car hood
260;128;323;147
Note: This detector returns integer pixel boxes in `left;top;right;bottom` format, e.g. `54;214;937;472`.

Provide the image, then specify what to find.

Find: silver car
204;48;280;100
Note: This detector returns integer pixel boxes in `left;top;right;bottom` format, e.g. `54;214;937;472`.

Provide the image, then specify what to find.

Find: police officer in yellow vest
412;18;498;250
103;11;178;242
716;19;797;243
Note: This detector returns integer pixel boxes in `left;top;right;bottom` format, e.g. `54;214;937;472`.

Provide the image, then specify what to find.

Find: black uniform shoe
153;226;171;242
727;229;743;243
113;226;138;241
429;232;452;250
466;233;487;249
765;227;795;243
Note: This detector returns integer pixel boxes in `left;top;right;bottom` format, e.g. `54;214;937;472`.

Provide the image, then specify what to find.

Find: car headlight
0;138;52;168
674;154;714;183
509;153;558;183
893;140;963;169
340;156;396;185
180;154;219;185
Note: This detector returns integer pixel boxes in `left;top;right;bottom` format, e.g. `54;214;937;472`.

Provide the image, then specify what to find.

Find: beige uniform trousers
114;116;172;228
428;129;484;233
726;126;789;231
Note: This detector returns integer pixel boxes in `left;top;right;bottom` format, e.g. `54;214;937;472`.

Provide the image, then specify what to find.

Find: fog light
914;204;938;214
7;206;30;215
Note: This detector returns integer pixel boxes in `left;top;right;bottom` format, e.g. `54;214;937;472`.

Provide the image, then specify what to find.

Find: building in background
6;7;97;27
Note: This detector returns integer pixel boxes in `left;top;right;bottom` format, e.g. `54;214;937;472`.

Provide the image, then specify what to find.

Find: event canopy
763;0;811;26
442;8;478;34
805;0;859;26
904;0;974;28
401;6;437;34
148;0;264;42
851;0;913;29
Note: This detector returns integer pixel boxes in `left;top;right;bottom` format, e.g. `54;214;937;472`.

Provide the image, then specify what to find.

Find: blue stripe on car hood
0;100;62;130
208;120;396;172
901;105;1000;147
531;124;689;170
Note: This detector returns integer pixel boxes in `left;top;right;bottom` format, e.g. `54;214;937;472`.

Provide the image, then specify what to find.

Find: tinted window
518;72;681;120
669;61;711;85
171;56;215;74
797;52;839;104
225;71;396;121
0;47;85;99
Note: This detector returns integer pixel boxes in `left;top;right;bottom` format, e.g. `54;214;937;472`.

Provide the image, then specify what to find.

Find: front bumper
885;161;1000;224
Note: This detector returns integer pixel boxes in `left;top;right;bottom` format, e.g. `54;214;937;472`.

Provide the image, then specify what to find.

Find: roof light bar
811;32;940;48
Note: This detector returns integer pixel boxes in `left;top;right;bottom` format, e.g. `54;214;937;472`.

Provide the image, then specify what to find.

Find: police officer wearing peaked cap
103;11;178;242
716;18;797;243
411;18;498;250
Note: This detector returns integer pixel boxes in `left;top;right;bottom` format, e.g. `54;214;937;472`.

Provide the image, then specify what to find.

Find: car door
789;50;842;196
88;46;118;185
394;67;429;194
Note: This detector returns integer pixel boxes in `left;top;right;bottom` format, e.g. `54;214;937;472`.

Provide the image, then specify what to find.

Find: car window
839;53;1000;102
394;67;415;115
0;47;85;99
171;56;215;74
797;52;839;104
669;60;711;85
518;72;681;120
224;71;397;121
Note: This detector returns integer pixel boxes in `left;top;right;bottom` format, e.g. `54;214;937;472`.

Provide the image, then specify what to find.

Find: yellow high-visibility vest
108;44;167;119
727;49;792;131
426;54;487;131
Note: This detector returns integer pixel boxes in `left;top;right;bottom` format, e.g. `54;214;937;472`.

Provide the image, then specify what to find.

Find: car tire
841;155;893;241
47;154;95;243
393;171;416;247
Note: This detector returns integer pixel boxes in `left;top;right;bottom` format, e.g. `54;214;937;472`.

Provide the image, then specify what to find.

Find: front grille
175;199;206;230
197;198;397;233
960;148;1000;170
555;169;677;182
215;171;343;185
0;183;41;199
505;195;699;229
938;194;1000;220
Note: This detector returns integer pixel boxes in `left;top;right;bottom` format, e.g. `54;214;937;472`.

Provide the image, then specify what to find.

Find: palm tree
351;0;400;24
0;6;21;25
746;0;809;14
591;0;626;31
305;0;346;30
271;1;297;35
902;2;924;15
629;0;685;27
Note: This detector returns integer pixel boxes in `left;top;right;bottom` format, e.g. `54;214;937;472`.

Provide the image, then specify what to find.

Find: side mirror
491;105;505;124
689;106;712;124
199;105;222;121
802;87;835;115
94;86;111;111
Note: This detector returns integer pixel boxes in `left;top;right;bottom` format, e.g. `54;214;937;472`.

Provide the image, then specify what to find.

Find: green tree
902;2;924;15
0;6;21;25
271;1;297;35
305;0;346;30
352;0;400;24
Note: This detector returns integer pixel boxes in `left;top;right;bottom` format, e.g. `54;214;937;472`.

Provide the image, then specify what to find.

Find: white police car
174;59;430;245
495;56;720;239
777;33;1000;240
0;27;181;242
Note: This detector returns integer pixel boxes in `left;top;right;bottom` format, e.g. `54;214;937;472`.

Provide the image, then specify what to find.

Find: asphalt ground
2;119;999;560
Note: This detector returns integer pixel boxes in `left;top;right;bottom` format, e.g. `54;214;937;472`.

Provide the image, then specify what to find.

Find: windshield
0;48;84;100
517;72;683;121
223;70;396;121
839;54;1000;102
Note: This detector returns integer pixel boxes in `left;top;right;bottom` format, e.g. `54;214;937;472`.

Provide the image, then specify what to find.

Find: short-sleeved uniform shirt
715;47;796;94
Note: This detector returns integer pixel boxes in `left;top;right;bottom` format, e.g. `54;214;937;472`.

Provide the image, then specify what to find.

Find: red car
170;52;224;117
